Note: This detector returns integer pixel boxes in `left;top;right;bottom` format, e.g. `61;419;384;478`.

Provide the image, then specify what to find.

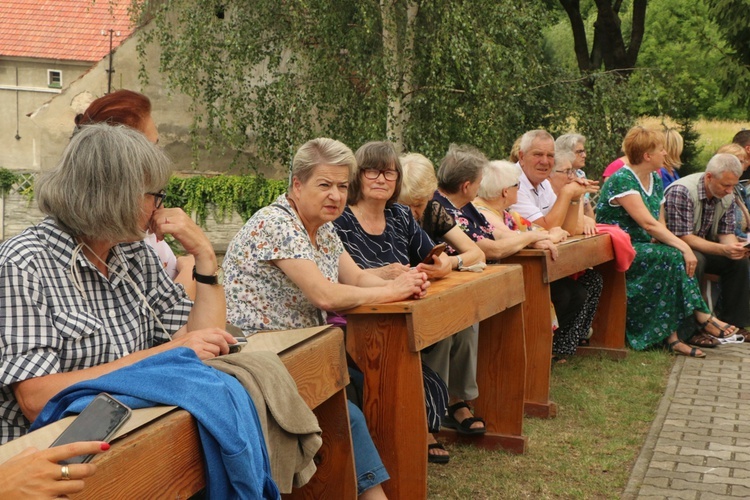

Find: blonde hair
663;128;684;170
398;153;437;206
622;126;665;166
717;143;748;163
478;160;520;200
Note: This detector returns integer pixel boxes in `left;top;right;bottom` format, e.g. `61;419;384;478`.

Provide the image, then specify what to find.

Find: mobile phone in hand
228;336;248;354
50;393;132;464
420;242;447;265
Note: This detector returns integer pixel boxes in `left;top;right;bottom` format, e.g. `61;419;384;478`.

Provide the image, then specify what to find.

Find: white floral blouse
223;194;345;334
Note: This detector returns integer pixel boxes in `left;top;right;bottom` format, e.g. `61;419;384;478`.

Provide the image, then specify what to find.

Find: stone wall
1;186;247;257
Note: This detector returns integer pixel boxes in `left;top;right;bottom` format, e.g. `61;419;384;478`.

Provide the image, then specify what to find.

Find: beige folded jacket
207;351;322;493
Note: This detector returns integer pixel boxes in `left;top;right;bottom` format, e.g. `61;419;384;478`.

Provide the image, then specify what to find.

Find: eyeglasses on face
362;168;399;181
575;149;586;156
554;169;576;178
148;189;167;209
509;182;520;188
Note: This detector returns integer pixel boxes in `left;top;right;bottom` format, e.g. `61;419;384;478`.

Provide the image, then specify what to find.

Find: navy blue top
334;203;435;268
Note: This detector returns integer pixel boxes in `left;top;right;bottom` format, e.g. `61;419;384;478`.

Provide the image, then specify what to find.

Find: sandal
428;442;450;464
698;315;739;339
442;401;486;436
667;339;706;358
686;332;719;348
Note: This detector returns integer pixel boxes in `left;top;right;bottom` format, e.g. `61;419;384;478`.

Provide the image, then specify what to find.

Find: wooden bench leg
347;314;428;500
580;259;628;360
439;303;528;453
284;389;356;499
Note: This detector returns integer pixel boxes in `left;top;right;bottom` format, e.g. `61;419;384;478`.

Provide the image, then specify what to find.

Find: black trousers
694;251;750;327
550;277;588;330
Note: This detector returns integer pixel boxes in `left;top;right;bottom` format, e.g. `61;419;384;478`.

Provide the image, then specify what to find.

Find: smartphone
228;336;248;354
420;242;447;265
50;393;132;464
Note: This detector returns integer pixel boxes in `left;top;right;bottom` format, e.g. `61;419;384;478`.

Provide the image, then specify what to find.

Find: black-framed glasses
575;149;586;156
509;182;520;188
149;189;167;209
362;168;399;181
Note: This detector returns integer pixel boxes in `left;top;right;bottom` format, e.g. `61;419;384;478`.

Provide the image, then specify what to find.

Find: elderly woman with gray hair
473;160;602;356
0;123;232;444
224;137;428;498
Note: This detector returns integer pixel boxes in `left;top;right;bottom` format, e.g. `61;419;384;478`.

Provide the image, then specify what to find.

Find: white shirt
511;169;558;222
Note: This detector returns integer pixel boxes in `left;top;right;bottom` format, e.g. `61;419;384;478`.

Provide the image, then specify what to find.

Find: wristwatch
192;265;224;285
455;255;464;271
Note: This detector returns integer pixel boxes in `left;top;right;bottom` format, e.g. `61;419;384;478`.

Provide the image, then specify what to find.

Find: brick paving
623;342;750;499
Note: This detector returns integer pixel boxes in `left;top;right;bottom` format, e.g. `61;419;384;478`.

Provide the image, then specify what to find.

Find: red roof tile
0;0;136;62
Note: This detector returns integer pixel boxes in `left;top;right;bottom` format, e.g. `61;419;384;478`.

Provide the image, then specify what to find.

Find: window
47;70;62;88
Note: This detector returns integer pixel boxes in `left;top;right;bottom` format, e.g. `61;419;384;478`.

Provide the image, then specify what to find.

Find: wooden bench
344;264;527;499
0;326;355;499
502;233;627;419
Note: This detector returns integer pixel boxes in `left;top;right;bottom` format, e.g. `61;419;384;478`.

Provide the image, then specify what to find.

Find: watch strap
192;265;219;285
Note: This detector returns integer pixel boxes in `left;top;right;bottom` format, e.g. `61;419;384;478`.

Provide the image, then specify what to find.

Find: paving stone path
623;342;750;499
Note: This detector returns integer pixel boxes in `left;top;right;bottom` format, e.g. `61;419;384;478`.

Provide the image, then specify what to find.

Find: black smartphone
420;242;447;265
50;392;132;464
228;336;248;354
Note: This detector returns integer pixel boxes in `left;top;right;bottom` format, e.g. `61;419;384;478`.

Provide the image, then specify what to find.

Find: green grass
694;119;750;167
427;350;674;499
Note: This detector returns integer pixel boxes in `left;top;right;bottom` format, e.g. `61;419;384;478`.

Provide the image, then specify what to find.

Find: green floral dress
596;167;708;350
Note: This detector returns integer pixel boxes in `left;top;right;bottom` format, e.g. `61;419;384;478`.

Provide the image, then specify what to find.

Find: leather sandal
698;315;739;339
667;339;706;358
686;332;719;348
428;442;450;464
442;401;486;436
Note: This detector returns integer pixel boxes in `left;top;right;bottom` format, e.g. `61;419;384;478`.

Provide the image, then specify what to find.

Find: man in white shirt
511;129;598;235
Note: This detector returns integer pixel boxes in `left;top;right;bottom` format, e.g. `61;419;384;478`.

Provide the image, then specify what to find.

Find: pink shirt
602;158;625;179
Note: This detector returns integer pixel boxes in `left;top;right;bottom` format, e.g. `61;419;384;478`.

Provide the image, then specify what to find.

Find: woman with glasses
556;133;596;219
75;89;196;298
0;124;233;444
223;137;429;498
333;141;453;464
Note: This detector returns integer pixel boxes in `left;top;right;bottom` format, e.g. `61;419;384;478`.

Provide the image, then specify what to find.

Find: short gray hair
706;153;742;177
555;150;576;169
36;123;171;242
519;130;554;154
478;160;520;200
437;143;488;194
555;133;585;154
291;138;357;189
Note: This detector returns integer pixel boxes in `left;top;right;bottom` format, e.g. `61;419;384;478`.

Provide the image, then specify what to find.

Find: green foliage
164;174;287;225
675;117;704;176
706;0;750;113
0;168;19;197
134;0;585;168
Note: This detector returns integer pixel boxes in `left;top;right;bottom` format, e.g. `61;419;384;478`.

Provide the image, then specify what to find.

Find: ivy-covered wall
0;171;288;255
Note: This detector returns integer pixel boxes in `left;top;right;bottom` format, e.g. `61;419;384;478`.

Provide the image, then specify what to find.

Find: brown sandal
667;339;706;358
686;332;719;348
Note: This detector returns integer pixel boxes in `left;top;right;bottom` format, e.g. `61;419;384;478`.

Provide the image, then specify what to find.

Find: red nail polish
100;442;110;451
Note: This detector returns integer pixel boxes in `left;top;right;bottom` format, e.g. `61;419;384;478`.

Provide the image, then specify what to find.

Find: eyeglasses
509;182;520;188
362;168;399;181
148;189;167;209
554;169;576;178
575;149;586;156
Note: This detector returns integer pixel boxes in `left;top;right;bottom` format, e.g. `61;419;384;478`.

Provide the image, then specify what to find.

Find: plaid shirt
665;175;735;238
0;218;192;442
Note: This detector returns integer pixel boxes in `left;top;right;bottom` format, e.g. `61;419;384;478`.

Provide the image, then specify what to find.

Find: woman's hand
0;441;108;499
682;248;698;278
582;216;598;236
416;253;452;280
369;263;410;279
532;239;559;260
547;227;569;243
390;269;430;300
150;208;215;264
169;327;236;359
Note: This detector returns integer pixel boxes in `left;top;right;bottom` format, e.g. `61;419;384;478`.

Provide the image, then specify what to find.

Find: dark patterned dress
596;167;709;350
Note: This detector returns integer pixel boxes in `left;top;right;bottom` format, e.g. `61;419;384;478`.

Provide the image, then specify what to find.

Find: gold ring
61;464;71;480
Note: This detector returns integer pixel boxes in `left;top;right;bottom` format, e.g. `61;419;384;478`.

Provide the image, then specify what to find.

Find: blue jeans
348;401;389;495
